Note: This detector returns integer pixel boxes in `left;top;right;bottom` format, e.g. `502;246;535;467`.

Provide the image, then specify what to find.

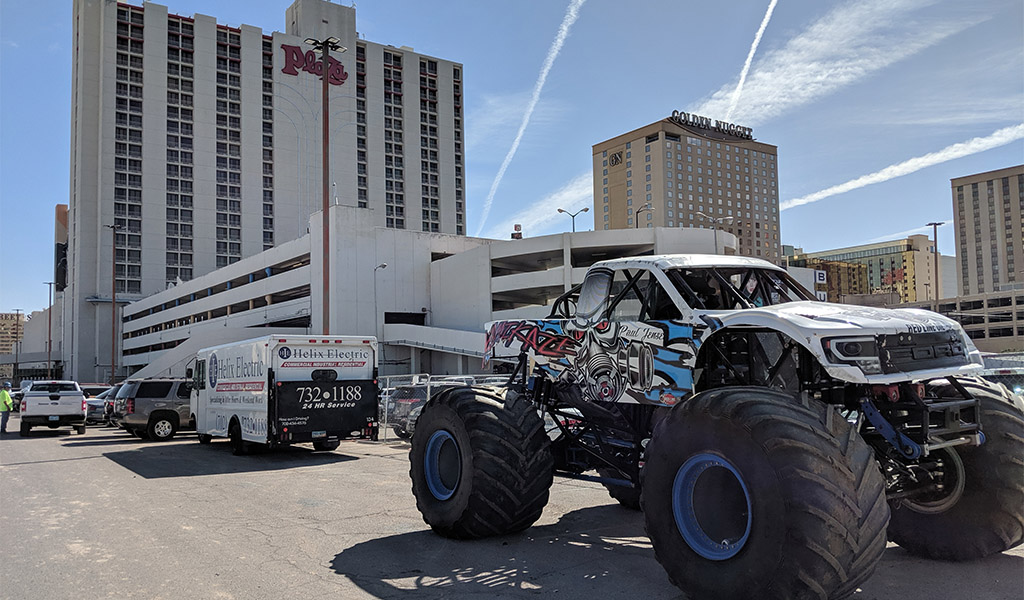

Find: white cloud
781;123;1024;211
725;0;778;121
482;172;592;239
473;0;587;236
860;219;953;244
693;0;987;126
464;92;562;153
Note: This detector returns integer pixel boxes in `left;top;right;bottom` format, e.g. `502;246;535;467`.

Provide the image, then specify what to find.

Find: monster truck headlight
822;336;882;375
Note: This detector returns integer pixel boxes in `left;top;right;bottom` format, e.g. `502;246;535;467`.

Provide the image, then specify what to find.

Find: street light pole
44;282;54;378
373;263;388;345
696;211;734;254
305;36;347;336
105;223;123;384
556;207;589;233
12;308;21;384
635;203;654;229
926;221;944;312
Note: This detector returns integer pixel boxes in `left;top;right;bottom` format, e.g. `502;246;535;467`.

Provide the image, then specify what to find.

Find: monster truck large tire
409;386;553;539
641;387;889;600
887;377;1024;561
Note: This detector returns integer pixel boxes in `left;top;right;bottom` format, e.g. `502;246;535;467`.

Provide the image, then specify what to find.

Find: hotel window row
419;58;441;233
215;27;243;268
165;15;195;284
113;4;145;295
261;36;276;250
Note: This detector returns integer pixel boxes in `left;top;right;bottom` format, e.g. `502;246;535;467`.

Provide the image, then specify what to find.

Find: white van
191;335;379;454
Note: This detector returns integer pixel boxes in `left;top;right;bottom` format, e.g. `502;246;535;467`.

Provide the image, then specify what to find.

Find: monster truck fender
702;302;981;385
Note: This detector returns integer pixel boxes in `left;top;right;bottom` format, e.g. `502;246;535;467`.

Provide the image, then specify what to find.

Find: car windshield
668;266;814;310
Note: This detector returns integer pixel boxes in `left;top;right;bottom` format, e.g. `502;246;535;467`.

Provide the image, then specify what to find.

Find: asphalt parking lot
1;416;1022;600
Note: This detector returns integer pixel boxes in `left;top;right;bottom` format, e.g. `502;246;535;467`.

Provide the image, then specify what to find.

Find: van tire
229;419;248;456
313;440;340;452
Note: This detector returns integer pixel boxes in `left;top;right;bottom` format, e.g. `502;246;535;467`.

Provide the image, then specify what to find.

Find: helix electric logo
209;353;219;388
278;346;292;360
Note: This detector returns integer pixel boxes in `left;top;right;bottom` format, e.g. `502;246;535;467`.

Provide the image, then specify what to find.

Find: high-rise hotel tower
67;0;465;381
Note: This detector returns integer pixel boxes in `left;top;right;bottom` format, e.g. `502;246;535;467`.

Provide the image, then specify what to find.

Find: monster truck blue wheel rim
425;430;461;501
672;453;752;561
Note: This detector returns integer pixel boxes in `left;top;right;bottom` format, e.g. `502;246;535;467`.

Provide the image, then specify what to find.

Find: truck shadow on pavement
330;504;1024;600
101;440;358;479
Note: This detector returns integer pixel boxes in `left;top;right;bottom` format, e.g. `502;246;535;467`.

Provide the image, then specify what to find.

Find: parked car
112;378;193;441
10;381;33;412
95;383;123;426
19;380;87;436
387;378;470;439
80;384;112;425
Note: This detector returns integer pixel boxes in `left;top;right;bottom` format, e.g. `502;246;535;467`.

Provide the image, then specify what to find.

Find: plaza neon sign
280;44;349;86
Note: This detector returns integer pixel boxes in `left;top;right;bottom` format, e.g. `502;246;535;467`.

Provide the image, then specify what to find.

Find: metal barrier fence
373;368;1023;443
377;373;511;442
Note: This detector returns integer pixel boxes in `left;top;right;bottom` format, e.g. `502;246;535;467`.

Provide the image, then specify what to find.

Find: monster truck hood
709;301;983;384
716;301;956;335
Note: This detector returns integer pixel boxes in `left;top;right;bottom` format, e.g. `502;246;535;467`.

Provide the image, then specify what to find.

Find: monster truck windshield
668;266;814;310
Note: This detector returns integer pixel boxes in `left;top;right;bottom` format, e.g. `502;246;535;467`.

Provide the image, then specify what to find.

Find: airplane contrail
781;123;1024;211
473;0;587;237
725;0;778;122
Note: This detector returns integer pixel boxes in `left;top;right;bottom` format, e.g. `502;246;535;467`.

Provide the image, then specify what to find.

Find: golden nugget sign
281;44;349;86
670;110;752;140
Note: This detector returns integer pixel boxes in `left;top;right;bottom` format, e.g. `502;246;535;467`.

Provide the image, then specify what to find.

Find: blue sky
2;0;1022;315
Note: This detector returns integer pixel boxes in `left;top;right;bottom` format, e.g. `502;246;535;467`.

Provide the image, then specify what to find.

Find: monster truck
408;254;1024;599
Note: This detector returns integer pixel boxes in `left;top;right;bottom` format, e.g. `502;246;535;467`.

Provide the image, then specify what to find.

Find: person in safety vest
0;382;14;434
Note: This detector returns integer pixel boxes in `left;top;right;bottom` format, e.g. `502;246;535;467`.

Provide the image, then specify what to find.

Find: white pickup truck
19;380;88;436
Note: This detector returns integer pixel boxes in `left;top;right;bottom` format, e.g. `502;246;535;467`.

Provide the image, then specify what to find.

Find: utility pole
304;36;347;335
106;224;123;384
926;221;944;312
44;282;55;378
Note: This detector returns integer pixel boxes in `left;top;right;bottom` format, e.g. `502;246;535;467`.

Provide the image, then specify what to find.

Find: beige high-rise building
951;165;1024;295
788;235;940;305
66;0;465;382
593;112;781;263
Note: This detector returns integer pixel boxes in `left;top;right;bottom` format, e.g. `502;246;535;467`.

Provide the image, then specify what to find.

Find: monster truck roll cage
500;319;984;503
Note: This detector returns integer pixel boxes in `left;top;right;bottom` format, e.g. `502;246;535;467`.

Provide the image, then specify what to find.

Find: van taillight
126;399;135;414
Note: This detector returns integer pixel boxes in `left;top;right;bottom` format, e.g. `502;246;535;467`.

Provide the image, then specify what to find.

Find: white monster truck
408;254;1024;600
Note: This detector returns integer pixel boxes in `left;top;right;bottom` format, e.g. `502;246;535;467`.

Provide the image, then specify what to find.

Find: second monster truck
408;254;1024;600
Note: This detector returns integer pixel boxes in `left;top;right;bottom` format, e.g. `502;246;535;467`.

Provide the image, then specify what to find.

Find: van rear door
274;379;378;440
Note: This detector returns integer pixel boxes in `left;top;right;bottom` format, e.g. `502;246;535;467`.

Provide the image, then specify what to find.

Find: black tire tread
410;387;553;539
643;387;888;600
888;378;1024;560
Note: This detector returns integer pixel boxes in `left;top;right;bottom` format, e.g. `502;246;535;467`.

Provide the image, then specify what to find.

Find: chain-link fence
377;374;511;442
977;368;1024;398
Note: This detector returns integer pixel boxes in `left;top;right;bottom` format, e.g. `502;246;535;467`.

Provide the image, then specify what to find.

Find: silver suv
112;378;193;441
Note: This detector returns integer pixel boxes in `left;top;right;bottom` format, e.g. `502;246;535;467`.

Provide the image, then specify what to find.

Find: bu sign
281;44;349;86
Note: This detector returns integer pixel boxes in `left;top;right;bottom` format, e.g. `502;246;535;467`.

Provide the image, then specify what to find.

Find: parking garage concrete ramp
382;323;485;358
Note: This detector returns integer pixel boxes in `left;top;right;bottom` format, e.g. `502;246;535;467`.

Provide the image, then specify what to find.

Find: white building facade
66;0;465;382
121;205;738;379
